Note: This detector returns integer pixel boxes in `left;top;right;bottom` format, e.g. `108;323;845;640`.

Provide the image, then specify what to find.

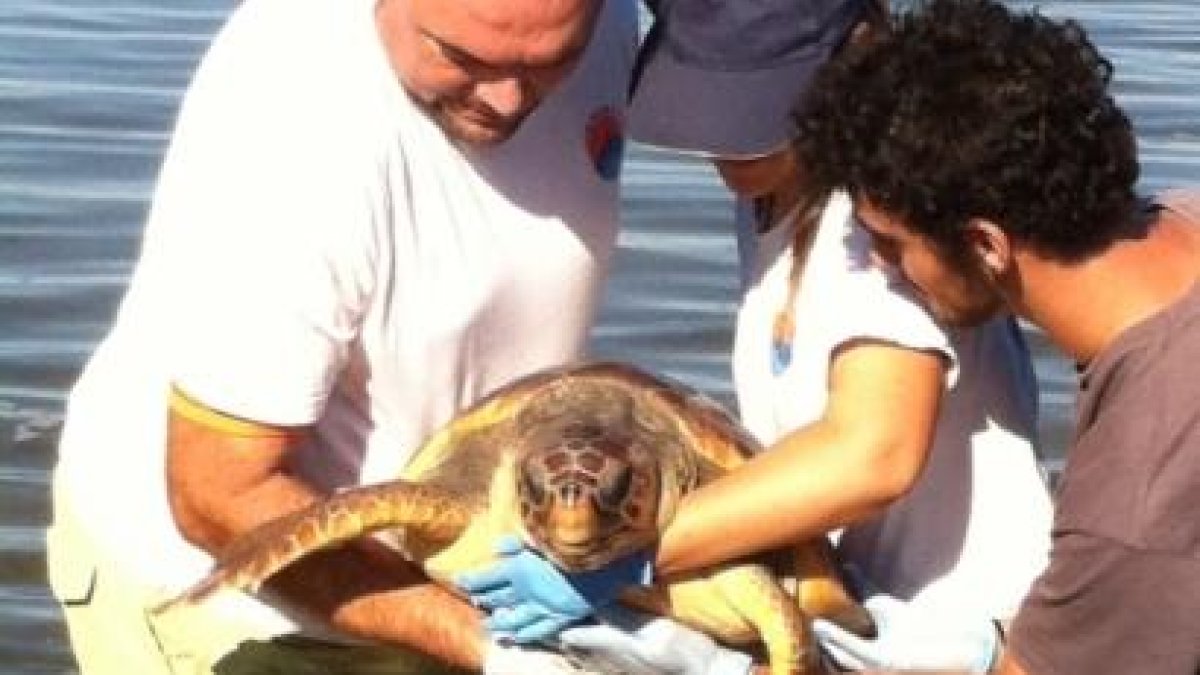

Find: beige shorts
46;485;469;675
46;495;227;675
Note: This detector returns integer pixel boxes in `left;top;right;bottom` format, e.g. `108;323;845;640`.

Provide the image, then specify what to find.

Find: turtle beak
544;483;604;559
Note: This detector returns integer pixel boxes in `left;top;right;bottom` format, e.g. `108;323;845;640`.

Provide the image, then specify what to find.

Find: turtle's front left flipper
153;480;473;613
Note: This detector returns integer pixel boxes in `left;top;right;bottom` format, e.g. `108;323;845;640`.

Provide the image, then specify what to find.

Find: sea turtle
158;361;874;674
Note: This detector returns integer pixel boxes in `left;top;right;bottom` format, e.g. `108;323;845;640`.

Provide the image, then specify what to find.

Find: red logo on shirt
586;106;624;181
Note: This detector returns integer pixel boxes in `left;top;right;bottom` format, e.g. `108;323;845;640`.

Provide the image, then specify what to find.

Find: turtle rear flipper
153;480;473;614
710;565;817;675
621;564;815;675
792;540;876;638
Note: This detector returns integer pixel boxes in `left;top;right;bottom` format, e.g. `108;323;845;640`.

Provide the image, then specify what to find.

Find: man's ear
965;218;1012;281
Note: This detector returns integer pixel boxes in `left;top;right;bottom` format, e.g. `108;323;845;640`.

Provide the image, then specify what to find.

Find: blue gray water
0;1;1196;672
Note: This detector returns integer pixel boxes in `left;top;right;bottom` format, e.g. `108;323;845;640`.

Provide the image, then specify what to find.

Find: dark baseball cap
628;0;873;158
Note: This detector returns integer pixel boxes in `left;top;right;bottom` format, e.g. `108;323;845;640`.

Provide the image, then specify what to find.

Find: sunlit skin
168;409;489;670
375;0;599;145
714;145;818;238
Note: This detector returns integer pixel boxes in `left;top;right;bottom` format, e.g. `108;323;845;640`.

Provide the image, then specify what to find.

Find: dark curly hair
796;0;1139;262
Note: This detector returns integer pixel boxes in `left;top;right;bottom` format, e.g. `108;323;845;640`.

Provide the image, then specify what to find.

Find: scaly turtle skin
158;362;874;675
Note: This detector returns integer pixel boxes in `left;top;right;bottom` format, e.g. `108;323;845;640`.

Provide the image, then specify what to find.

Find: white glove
557;605;754;675
483;639;588;675
812;591;999;673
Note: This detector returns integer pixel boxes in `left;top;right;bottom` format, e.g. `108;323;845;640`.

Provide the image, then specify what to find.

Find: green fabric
213;635;474;675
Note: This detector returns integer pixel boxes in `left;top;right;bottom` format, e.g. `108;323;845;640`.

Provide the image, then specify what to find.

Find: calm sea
1;1;1196;671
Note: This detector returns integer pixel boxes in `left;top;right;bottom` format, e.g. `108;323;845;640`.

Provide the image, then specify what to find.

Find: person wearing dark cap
460;0;1055;673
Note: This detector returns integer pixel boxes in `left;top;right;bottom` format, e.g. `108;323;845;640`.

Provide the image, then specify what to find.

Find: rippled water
1;1;1196;672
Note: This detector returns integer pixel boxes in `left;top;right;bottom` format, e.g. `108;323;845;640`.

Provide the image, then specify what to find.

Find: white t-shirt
55;0;637;637
732;192;1053;620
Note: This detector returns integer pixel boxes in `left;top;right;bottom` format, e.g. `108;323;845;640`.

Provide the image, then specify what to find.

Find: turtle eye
520;467;548;507
594;464;633;512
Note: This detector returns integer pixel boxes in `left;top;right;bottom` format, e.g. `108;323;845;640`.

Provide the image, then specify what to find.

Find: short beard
418;99;523;147
938;239;1009;327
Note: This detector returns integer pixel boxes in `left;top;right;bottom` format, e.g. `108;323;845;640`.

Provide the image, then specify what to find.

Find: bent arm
655;339;946;576
166;393;486;670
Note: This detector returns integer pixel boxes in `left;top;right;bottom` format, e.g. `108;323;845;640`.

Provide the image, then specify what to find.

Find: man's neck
1012;210;1200;365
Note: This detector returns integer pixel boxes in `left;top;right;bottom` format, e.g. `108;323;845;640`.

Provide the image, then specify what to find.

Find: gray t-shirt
1009;193;1200;674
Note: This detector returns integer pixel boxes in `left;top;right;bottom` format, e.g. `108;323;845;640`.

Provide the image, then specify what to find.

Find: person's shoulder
183;0;402;158
1156;185;1200;224
197;0;386;107
820;210;943;330
1062;336;1200;557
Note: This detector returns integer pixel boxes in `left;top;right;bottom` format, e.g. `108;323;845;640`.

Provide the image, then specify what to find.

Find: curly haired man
797;0;1200;673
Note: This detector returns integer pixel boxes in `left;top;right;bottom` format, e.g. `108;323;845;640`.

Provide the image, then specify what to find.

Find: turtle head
513;382;667;571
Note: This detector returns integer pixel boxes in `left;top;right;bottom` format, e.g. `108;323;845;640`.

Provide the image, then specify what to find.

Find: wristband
169;386;304;439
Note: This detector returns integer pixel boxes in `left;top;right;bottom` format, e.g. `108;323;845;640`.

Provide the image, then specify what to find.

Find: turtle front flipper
153;480;473;614
622;563;816;675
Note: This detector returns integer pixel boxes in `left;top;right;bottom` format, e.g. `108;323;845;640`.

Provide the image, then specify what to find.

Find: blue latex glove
811;570;999;673
558;605;754;675
457;535;653;644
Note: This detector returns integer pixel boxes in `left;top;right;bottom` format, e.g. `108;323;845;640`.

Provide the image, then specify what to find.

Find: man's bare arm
656;340;945;575
165;402;486;670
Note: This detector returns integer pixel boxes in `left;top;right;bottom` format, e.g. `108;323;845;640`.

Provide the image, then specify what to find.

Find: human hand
558;605;754;675
811;571;998;673
457;535;653;644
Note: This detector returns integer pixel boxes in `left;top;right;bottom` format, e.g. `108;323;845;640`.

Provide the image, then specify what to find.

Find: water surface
1;1;1196;671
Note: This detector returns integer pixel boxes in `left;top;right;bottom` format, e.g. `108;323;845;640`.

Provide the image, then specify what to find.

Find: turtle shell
403;361;756;484
399;361;762;574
